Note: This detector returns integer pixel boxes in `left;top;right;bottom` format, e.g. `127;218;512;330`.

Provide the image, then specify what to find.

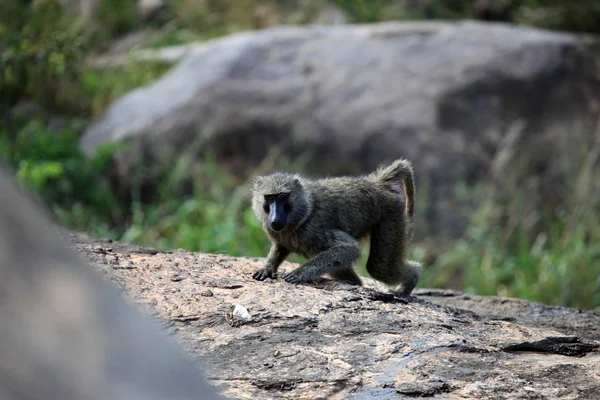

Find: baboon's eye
263;203;270;213
283;203;292;213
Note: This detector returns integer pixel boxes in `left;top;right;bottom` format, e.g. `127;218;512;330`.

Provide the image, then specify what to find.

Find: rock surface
80;21;600;238
69;232;600;400
0;165;220;399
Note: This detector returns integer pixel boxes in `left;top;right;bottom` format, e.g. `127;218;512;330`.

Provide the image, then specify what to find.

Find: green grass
111;154;268;256
418;131;600;310
421;202;600;309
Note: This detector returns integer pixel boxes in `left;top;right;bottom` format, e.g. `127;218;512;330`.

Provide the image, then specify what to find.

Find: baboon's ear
291;178;303;190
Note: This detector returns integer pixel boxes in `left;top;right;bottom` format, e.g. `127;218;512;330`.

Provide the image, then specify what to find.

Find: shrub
0;0;89;115
0;119;123;235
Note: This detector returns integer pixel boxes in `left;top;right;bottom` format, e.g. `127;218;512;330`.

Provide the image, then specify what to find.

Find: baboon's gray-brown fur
251;158;421;295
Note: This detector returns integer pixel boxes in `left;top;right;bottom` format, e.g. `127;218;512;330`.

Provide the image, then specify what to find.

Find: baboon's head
252;173;311;233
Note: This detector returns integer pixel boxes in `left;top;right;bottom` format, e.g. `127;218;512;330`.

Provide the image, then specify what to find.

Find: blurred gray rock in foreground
80;21;600;238
0;164;221;399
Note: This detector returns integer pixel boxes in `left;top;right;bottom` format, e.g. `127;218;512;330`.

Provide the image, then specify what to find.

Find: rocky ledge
69;233;600;399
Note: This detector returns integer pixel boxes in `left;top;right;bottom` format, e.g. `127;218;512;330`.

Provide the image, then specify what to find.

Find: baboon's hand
252;267;276;281
281;269;312;284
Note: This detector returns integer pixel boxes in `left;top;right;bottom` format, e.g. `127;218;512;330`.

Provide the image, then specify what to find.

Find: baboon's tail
369;158;415;218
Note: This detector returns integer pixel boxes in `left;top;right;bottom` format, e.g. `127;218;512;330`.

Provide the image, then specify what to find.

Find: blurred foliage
515;0;600;33
113;154;271;256
82;61;171;117
97;0;142;38
332;0;600;33
154;0;330;46
424;199;600;309
420;130;600;309
1;0;599;310
0;0;89;114
332;0;472;22
0;119;124;235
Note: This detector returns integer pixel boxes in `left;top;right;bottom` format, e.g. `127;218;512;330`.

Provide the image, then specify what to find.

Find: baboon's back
304;177;398;238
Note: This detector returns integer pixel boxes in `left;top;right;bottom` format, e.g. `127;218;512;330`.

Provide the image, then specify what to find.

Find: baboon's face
262;193;292;232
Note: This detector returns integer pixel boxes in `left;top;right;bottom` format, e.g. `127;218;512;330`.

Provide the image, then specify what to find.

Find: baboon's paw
282;272;307;284
252;268;276;281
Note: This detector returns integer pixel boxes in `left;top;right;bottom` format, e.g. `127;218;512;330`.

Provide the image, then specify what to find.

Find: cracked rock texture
69;233;600;400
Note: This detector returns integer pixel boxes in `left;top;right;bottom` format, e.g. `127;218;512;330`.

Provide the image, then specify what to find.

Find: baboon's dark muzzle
269;200;288;231
269;220;286;231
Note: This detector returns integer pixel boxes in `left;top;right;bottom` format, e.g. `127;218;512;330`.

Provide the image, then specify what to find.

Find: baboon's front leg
253;243;290;281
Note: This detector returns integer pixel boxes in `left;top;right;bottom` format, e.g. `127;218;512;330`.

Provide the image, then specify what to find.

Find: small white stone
233;305;252;322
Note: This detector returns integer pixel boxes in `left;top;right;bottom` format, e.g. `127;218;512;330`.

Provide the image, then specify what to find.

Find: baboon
251;158;421;295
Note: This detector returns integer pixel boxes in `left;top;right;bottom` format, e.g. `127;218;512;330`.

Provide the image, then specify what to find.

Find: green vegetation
420;136;600;309
333;0;600;33
103;154;271;257
1;0;599;310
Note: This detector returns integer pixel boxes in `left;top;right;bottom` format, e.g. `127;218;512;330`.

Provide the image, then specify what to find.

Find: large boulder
70;231;600;399
80;21;600;238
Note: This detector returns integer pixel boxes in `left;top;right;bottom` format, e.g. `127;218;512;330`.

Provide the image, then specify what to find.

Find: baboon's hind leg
366;218;421;295
329;268;362;285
